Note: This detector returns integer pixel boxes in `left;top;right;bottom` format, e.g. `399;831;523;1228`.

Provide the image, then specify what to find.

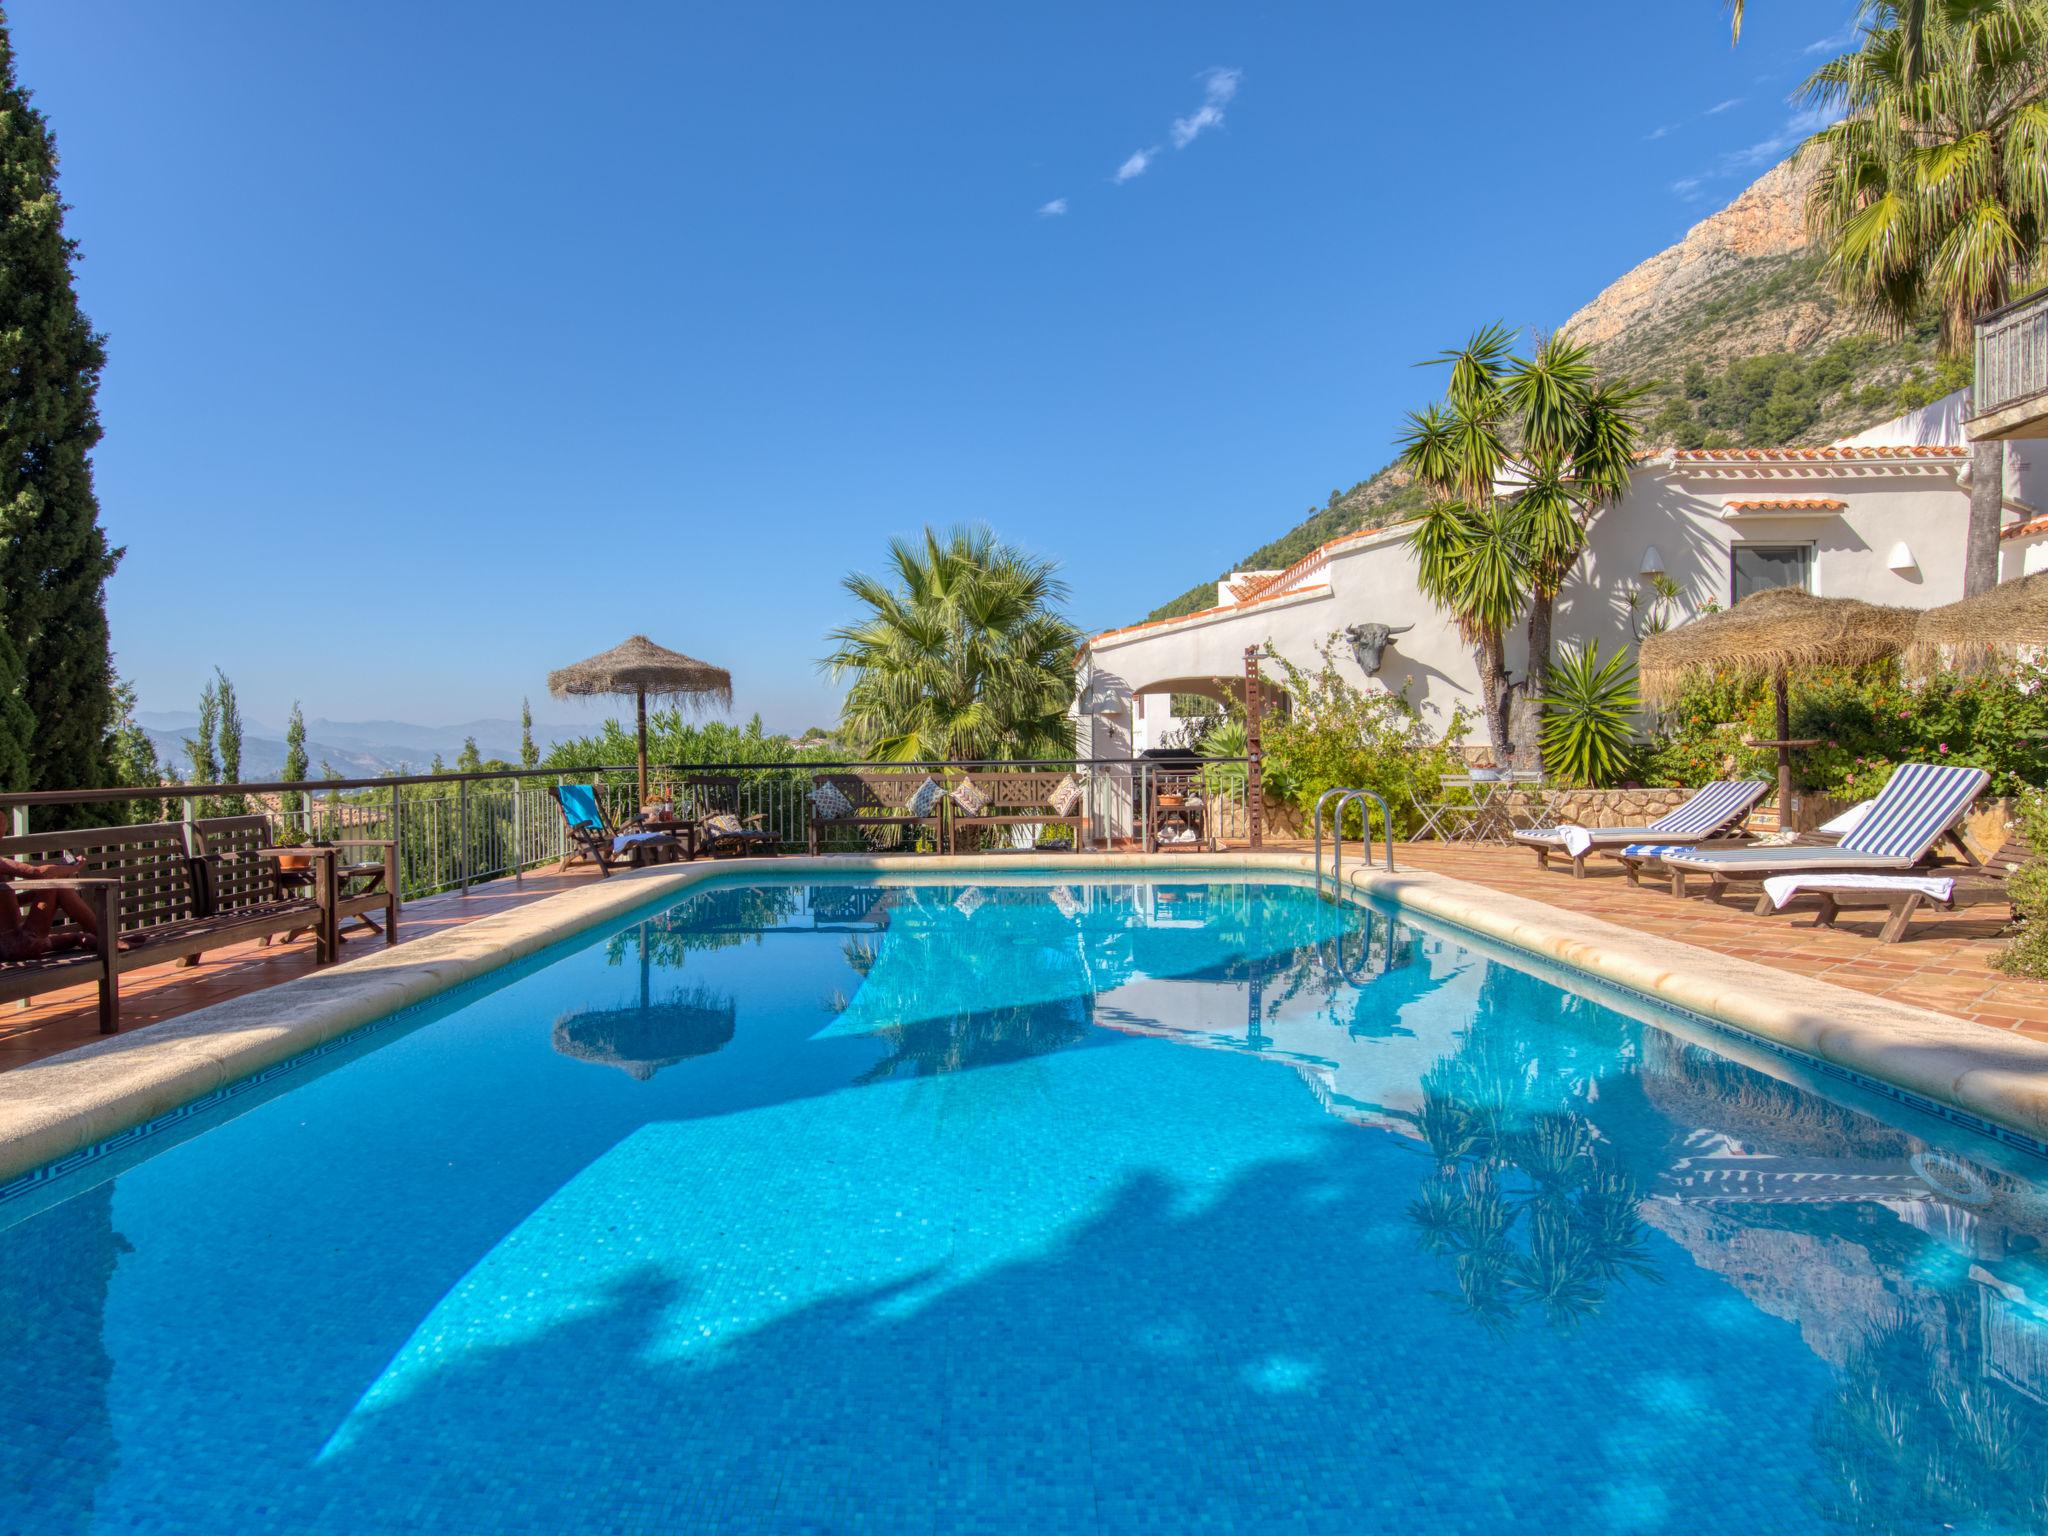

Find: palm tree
1732;1;1930;80
823;525;1081;762
1800;0;2048;595
1398;327;1643;765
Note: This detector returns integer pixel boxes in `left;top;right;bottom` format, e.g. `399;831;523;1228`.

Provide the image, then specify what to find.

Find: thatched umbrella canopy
1906;571;2048;673
549;635;732;808
1639;588;1916;813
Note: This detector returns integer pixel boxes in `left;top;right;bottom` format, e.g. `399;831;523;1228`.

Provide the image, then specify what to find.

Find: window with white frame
1730;544;1812;604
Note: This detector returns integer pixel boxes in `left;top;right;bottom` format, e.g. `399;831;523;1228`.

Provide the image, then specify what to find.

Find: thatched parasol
1639;588;1917;814
549;635;732;808
1906;570;2048;674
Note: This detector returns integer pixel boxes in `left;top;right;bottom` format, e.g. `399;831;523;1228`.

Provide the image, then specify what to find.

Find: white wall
1082;456;1978;746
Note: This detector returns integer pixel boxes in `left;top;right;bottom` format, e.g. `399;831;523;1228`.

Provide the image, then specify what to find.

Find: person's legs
0;885;49;959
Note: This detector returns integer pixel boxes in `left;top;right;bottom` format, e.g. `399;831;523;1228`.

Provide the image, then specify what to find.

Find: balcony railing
1973;286;2048;419
0;757;1258;904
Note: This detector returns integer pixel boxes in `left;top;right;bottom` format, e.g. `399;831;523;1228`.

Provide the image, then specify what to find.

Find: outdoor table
637;817;699;861
1427;774;1552;843
272;859;390;945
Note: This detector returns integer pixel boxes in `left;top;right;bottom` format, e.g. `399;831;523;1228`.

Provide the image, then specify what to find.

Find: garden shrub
1998;788;2048;980
1254;638;1469;839
1639;660;2048;800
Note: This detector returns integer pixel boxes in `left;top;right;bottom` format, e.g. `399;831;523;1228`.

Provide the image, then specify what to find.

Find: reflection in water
16;877;2048;1535
555;917;739;1080
1407;971;1656;1329
552;986;737;1082
0;1182;126;1532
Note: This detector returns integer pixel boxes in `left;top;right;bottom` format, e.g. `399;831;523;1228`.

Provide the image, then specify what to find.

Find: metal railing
0;756;1256;903
1312;786;1395;894
1973;286;2048;418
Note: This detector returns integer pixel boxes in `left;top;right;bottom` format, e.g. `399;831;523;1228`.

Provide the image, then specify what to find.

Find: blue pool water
6;875;2048;1535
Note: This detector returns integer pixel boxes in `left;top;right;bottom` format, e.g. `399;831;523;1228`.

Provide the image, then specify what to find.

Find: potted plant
273;821;312;872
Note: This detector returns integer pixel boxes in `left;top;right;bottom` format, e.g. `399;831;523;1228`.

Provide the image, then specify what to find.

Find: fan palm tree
1398;328;1643;766
1800;0;2048;595
1732;1;1930;80
823;525;1081;762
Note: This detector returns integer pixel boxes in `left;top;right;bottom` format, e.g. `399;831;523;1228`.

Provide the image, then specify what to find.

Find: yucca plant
1538;641;1640;786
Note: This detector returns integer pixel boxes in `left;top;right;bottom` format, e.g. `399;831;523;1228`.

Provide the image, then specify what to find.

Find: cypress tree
0;626;29;791
519;696;538;769
0;11;120;820
214;668;244;814
281;701;308;812
184;676;219;788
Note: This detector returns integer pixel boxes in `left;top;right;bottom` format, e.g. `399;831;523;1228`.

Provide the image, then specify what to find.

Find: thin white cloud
1705;97;1744;115
1726;102;1836;170
1644;123;1676;141
1171;67;1241;149
1669;102;1841;201
1037;197;1068;217
1804;19;1859;54
1113;147;1156;184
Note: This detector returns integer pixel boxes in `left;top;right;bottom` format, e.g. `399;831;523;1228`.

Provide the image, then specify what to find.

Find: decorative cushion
906;776;945;818
1048;774;1083;817
809;781;854;820
702;812;743;836
950;778;990;816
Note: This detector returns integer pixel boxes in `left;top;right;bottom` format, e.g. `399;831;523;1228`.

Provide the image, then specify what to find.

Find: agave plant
1538;640;1640;786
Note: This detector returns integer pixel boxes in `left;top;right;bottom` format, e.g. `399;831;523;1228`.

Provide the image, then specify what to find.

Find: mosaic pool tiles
5;878;2047;1534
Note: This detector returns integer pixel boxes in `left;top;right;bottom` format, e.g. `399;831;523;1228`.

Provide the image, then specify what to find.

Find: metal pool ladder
1312;787;1394;894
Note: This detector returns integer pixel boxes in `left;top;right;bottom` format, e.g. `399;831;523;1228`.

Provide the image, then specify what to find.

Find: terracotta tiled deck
1328;840;2048;1041
3;842;2044;1074
0;868;610;1074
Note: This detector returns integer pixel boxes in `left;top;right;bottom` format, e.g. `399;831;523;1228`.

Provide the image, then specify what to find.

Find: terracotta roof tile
1722;497;1849;512
2002;513;2048;542
1670;444;1968;463
1088;583;1333;645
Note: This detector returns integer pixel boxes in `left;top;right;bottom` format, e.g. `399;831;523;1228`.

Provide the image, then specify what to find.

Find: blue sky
15;0;1855;732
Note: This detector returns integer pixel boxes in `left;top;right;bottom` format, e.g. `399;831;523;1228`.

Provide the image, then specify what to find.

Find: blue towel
557;784;605;830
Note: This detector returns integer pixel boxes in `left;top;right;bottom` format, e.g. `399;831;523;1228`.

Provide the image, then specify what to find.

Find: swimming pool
6;873;2048;1534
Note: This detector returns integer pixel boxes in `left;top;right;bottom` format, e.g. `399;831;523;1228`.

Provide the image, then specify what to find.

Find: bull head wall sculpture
1343;621;1412;676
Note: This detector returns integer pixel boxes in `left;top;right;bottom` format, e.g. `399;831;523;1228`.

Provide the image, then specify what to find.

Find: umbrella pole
1775;669;1792;828
637;688;649;811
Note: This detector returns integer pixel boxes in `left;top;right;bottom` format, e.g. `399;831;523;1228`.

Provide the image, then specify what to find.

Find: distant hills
133;712;589;781
1142;156;1952;624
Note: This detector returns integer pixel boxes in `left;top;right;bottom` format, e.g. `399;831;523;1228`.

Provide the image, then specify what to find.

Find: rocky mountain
1143;156;1952;623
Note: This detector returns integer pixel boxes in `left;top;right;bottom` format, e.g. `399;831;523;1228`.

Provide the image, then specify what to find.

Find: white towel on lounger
1558;825;1593;858
1762;873;1954;910
611;831;668;854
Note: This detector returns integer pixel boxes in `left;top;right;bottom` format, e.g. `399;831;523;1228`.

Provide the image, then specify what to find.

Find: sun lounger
1653;761;1991;902
1759;871;2015;944
551;784;677;875
1515;780;1768;878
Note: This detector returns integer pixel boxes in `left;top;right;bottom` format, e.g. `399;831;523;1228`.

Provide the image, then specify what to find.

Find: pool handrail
1314;786;1395;893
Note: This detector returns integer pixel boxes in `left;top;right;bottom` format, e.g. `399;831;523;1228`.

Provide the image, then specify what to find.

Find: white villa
1078;394;2048;756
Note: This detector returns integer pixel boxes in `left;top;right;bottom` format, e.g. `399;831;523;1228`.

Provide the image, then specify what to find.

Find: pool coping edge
0;850;2043;1185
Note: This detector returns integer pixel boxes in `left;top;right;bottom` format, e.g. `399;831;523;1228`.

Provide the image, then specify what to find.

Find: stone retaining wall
1537;787;1691;829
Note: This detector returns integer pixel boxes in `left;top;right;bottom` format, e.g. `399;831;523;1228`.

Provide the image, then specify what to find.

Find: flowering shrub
1639;661;2048;800
1255;638;1469;838
1999;788;2048;980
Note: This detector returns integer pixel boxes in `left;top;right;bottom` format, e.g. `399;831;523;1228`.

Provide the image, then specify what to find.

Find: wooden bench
946;771;1084;853
0;877;117;1033
806;772;944;854
0;819;337;1034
